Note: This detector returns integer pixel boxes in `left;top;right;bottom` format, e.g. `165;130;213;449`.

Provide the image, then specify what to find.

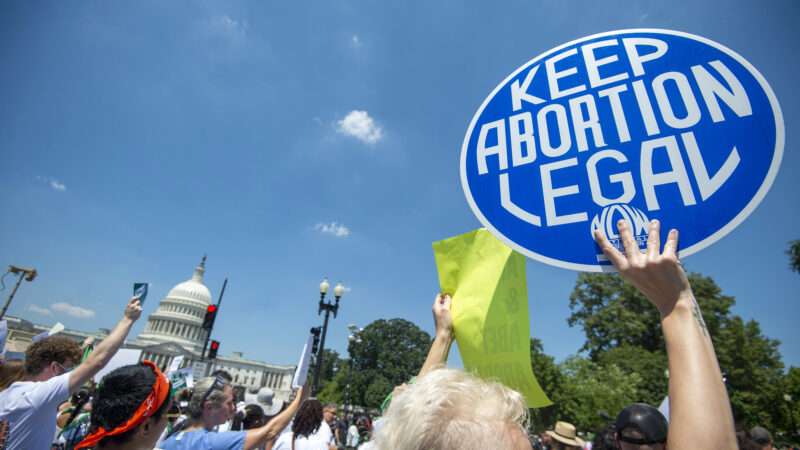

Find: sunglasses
201;375;228;406
54;361;75;374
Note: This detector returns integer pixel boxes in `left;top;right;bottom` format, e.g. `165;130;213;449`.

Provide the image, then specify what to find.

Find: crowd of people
0;221;795;449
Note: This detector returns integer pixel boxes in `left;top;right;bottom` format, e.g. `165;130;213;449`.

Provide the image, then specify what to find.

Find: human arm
594;219;736;450
243;382;309;450
68;298;142;393
417;293;454;378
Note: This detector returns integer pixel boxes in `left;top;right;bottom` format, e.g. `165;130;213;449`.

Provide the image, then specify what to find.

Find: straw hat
546;421;585;448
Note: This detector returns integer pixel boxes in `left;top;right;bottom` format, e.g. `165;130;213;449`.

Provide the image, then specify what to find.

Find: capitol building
128;257;296;401
4;257;296;403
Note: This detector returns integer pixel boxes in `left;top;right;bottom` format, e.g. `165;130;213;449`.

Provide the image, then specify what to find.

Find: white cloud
336;110;383;145
351;35;362;48
35;176;67;192
314;222;351;238
205;15;247;43
28;304;52;316
50;180;66;191
51;302;96;319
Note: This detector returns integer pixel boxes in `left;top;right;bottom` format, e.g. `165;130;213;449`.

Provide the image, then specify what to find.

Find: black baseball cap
615;403;669;445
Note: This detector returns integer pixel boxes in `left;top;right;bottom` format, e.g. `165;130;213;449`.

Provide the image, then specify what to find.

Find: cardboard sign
460;29;784;271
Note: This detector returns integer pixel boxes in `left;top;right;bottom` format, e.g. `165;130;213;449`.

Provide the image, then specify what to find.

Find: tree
346;318;431;408
597;345;668;406
715;316;784;431
789;240;800;273
568;272;734;359
309;348;344;394
552;357;641;432
781;367;800;445
529;338;563;432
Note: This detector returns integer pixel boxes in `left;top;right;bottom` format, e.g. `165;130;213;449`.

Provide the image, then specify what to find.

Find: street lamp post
312;278;345;395
345;325;363;411
0;265;38;320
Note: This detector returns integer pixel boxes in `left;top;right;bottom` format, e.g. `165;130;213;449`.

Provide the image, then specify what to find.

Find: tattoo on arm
691;297;709;337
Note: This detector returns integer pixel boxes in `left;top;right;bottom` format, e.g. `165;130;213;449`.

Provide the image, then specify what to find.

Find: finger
441;294;452;308
617;220;640;260
645;220;661;259
662;228;680;258
594;229;627;269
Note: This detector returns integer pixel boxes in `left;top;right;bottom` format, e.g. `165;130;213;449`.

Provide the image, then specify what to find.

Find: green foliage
781;367;800;444
551;357;641;432
565;270;789;436
316;366;347;404
597;346;667;406
309;349;344;394
568;272;734;359
529;338;563;433
343;318;431;408
568;273;663;357
363;375;393;408
789;240;800;273
715;316;784;430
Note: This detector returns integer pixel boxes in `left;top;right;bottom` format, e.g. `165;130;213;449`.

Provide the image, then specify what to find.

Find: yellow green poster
433;228;552;408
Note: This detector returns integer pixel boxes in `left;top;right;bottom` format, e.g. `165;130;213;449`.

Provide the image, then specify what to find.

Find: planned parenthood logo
460;29;784;271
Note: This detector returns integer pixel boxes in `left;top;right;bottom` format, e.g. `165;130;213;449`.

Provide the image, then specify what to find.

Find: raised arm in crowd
594;219;737;450
373;220;737;450
0;298;142;450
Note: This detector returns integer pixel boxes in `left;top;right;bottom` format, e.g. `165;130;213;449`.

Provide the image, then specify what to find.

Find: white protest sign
192;361;209;380
32;322;66;343
168;355;184;374
31;331;49;343
0;320;8;357
169;367;194;394
292;334;314;389
93;348;142;382
49;322;65;336
658;396;670;423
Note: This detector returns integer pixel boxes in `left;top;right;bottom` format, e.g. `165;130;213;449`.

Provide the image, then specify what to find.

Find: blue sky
1;1;798;371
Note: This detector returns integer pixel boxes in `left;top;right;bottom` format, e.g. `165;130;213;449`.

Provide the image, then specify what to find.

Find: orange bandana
75;360;171;449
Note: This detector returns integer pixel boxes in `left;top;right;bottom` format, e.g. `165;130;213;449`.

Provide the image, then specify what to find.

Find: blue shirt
159;429;247;450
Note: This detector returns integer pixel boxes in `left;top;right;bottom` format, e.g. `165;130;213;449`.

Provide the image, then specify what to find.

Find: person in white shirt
272;399;335;450
346;422;359;449
0;298;143;450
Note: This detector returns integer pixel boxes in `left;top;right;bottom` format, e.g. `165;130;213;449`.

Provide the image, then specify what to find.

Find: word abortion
475;38;750;227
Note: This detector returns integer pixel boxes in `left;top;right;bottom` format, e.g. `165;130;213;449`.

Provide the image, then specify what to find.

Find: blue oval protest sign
460;29;784;272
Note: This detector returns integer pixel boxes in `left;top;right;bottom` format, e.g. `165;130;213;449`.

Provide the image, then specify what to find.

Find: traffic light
310;327;321;354
202;304;218;329
208;340;220;359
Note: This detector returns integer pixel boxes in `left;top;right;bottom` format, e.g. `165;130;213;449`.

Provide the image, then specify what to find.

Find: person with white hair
371;293;532;450
372;220;737;450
